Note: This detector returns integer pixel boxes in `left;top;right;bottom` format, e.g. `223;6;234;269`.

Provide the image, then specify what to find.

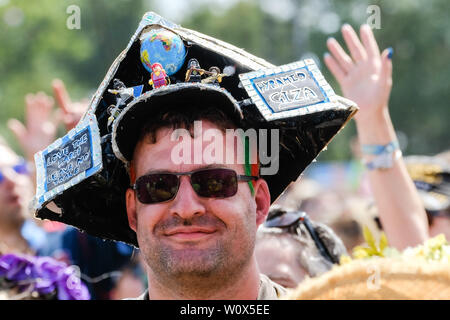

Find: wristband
364;149;402;171
361;140;400;156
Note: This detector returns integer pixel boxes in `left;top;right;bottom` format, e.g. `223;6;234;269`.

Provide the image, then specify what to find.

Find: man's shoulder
258;274;287;300
123;275;286;300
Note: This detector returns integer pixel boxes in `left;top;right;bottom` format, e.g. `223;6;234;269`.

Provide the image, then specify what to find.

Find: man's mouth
164;227;217;241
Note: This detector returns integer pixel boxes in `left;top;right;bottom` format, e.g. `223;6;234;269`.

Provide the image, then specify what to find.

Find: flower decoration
339;227;450;264
0;253;90;300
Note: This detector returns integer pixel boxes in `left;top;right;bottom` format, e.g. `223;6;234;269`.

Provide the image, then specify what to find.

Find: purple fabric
0;253;90;300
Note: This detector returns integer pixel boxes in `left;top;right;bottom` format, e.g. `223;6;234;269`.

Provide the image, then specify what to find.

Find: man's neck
146;257;261;300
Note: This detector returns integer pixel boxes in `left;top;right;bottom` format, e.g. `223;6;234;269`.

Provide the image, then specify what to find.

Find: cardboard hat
32;12;357;246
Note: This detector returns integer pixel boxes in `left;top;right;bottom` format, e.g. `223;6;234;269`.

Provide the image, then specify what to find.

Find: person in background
110;256;147;300
0;137;47;254
254;24;433;288
324;24;429;249
6;79;143;300
255;205;347;288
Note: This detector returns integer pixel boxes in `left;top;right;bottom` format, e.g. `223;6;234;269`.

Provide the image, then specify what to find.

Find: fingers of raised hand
341;24;368;63
24;92;55;126
360;24;381;59
7;118;27;141
326;37;353;74
25;91;54;109
380;48;393;89
52;79;71;114
323;52;346;84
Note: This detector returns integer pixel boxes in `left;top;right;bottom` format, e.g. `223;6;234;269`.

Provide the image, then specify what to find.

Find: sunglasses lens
0;171;3;183
191;169;238;198
135;174;179;204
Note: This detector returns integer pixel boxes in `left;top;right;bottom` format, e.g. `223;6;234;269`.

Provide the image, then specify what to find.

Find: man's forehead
133;120;249;173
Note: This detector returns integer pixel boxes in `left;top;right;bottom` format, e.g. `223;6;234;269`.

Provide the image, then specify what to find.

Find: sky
149;0;302;23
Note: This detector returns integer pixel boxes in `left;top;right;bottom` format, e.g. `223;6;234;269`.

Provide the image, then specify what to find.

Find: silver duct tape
82;12;274;121
111;82;243;163
33;117;103;210
238;59;353;121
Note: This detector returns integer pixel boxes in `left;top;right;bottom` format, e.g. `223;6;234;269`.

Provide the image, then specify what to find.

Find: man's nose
168;176;206;220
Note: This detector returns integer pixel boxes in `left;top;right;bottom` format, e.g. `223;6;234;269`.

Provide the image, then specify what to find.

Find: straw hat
283;257;450;300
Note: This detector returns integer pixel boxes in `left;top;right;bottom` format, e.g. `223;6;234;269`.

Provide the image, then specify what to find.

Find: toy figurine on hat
32;12;358;246
185;58;204;82
148;62;170;89
107;79;144;129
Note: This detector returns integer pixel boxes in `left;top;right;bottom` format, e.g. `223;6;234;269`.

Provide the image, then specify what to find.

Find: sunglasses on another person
265;210;338;264
0;158;29;183
131;167;258;204
426;208;450;226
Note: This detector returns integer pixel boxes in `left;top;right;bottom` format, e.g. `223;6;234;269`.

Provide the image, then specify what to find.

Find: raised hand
324;24;393;125
324;24;429;249
52;79;89;131
7;92;58;161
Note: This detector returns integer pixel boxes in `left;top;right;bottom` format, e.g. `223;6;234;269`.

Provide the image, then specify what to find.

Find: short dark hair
137;106;239;145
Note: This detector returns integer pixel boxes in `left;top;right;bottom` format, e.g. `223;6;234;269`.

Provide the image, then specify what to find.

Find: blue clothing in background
38;226;137;300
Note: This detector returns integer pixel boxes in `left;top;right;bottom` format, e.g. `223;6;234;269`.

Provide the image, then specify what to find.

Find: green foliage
182;0;450;160
351;226;390;258
0;0;145;154
0;0;448;159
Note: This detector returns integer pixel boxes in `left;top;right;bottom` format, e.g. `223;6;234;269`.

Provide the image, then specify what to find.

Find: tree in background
0;0;145;150
1;0;449;159
182;0;450;159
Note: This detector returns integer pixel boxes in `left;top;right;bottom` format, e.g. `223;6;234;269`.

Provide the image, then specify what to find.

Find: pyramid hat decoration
32;12;357;246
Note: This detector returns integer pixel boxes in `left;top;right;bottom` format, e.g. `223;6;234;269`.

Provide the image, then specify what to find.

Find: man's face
126;121;270;285
0;145;32;226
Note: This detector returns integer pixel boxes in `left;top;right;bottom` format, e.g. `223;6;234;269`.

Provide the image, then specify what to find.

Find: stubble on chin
138;214;256;292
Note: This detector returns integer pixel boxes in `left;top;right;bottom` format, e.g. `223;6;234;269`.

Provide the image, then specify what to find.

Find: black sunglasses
265;210;337;264
131;168;258;204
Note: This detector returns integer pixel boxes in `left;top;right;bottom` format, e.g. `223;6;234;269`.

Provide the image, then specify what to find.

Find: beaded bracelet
361;140;400;155
361;141;401;170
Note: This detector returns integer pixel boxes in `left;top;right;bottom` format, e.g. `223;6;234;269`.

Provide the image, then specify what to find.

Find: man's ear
253;179;271;226
126;188;137;232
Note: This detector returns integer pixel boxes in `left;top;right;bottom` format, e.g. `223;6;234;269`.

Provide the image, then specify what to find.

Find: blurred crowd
0;80;147;299
0;21;448;299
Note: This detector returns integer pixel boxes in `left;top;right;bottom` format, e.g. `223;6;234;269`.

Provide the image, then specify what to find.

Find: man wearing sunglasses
33;13;357;300
123;107;280;299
